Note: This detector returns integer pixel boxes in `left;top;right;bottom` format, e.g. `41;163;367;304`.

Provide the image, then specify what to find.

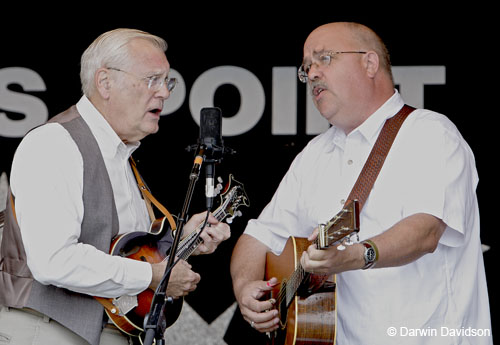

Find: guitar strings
273;206;354;307
274;237;318;307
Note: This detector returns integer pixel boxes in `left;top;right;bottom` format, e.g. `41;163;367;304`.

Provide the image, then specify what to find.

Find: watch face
366;247;376;262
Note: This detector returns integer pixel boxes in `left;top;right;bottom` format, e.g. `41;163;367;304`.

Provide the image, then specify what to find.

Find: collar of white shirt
76;95;140;161
327;90;406;152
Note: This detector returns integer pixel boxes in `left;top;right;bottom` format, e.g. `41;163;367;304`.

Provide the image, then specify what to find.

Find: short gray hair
80;28;168;96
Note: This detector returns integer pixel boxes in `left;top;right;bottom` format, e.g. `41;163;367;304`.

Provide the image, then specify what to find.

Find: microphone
199;107;223;161
199;107;223;210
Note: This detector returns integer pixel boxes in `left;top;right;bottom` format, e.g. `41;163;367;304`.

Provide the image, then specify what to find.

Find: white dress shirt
10;95;152;298
245;91;492;344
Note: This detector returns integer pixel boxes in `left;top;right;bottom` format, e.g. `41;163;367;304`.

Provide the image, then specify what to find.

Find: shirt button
347;159;353;165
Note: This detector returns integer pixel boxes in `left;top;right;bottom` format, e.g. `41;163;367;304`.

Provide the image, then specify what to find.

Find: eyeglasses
298;51;367;83
107;67;177;92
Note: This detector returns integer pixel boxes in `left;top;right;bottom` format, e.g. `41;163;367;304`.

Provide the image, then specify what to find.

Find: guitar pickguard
113;295;138;316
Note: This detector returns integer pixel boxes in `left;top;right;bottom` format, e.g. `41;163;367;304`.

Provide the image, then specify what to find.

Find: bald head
302;22;395;133
305;22;393;83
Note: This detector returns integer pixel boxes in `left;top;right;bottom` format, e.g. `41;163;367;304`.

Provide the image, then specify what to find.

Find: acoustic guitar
265;199;359;345
95;174;249;337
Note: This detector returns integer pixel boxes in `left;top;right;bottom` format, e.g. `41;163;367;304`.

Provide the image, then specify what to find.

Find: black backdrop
0;6;496;343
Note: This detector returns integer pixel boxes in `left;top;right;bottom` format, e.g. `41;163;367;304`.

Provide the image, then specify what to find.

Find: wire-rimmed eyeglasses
108;67;177;92
298;51;367;83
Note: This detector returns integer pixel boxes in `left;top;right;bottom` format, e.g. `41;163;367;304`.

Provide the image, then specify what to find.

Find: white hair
80;28;167;96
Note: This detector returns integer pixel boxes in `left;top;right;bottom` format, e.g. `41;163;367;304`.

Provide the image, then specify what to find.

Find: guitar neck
274;201;358;313
286;265;308;304
281;237;323;307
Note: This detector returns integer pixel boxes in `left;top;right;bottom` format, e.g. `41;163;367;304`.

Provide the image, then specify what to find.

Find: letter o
189;66;265;136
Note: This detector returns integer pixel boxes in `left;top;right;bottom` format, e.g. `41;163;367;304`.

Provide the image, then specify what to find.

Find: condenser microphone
199;107;223;209
199;107;223;160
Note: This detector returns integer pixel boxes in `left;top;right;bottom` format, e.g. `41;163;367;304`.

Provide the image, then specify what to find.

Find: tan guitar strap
346;104;415;210
129;157;177;231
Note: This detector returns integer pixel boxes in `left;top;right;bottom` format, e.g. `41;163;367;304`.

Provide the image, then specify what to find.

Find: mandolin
265;199;359;345
95;174;249;337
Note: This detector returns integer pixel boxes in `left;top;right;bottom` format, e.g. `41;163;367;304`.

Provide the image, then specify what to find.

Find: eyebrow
145;67;169;75
302;49;328;64
313;48;327;55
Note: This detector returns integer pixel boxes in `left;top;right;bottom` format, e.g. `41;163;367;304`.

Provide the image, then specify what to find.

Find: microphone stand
142;141;233;345
143;147;205;345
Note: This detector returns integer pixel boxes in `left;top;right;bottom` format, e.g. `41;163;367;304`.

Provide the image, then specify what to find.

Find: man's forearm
230;234;269;296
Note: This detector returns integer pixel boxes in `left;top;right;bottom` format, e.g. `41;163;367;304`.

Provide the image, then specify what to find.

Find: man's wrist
361;239;379;269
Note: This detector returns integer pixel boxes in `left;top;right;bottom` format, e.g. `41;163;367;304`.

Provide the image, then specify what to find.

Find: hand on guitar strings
184;211;231;255
300;227;364;275
236;277;280;333
149;259;201;298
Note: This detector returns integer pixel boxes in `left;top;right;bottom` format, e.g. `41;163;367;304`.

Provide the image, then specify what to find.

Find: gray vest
0;106;119;345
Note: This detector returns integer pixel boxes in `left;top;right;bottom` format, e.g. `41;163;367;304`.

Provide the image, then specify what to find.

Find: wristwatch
361;240;379;269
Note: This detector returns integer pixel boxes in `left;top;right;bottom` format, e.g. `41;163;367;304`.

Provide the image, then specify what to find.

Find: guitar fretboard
280;237;320;308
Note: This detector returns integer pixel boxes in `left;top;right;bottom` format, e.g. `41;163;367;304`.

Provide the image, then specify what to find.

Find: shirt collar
353;89;405;146
327;89;405;151
76;95;140;160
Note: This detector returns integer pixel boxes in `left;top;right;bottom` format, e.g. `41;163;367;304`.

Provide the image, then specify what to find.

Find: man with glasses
231;22;492;344
0;28;230;345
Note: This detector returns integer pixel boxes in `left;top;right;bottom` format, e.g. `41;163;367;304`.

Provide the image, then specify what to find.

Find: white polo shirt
245;91;492;344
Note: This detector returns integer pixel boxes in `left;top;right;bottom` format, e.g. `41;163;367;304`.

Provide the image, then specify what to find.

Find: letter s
0;67;48;138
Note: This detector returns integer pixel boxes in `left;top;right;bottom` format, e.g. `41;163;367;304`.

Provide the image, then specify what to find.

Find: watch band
361;239;379;269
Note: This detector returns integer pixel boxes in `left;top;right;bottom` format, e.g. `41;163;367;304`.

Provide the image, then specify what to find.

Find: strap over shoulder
346;105;415;210
129;157;177;232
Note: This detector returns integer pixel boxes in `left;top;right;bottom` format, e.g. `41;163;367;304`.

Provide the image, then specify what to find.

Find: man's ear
364;51;380;79
95;68;112;99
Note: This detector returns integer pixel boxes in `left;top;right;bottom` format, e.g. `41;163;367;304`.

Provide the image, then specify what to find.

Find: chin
317;106;335;122
147;117;160;131
148;125;160;135
137;124;159;141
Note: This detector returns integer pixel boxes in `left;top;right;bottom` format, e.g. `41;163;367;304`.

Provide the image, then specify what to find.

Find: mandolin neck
173;206;226;261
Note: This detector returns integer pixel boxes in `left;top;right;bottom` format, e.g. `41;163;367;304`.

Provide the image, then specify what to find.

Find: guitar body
98;217;183;336
265;237;336;345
